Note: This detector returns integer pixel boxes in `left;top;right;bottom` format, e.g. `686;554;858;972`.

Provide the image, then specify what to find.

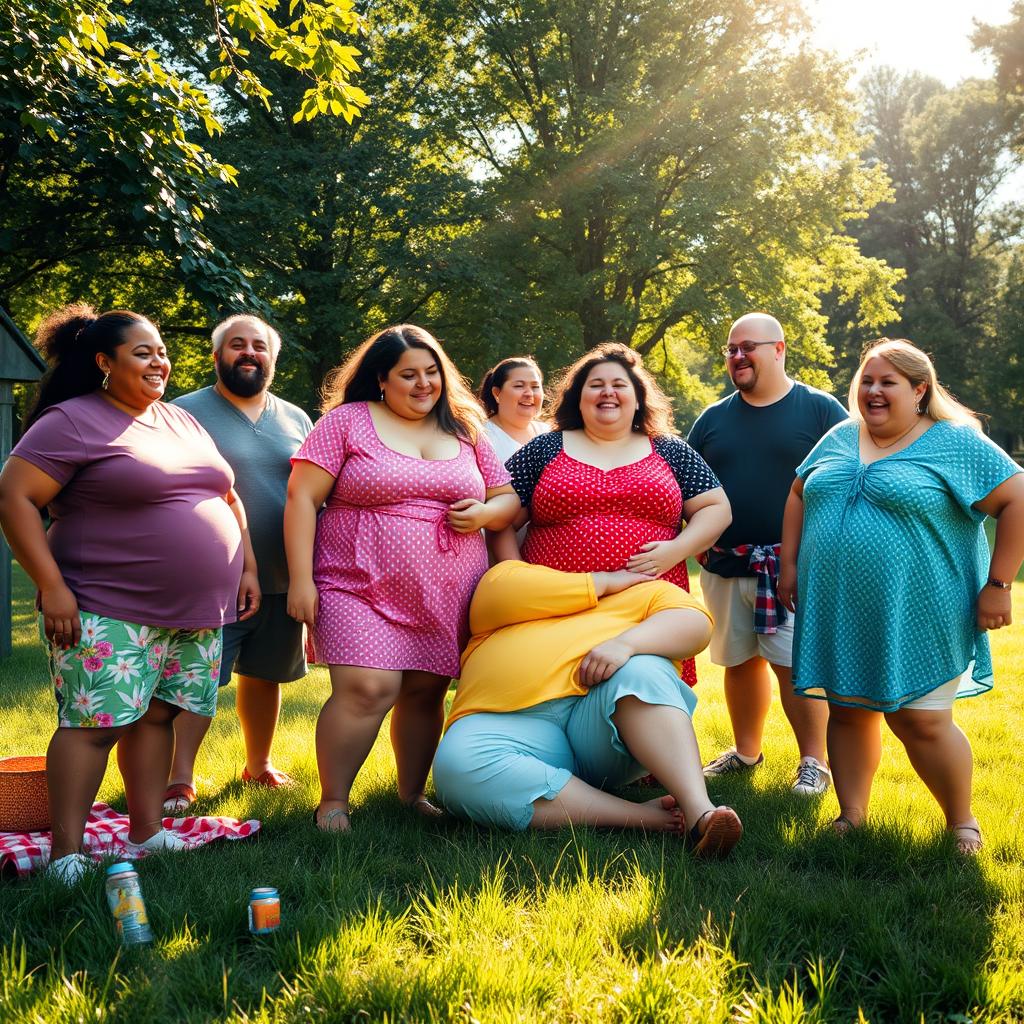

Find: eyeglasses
720;340;780;358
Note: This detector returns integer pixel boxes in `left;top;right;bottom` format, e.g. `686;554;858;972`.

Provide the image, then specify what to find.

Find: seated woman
505;343;731;687
433;561;742;857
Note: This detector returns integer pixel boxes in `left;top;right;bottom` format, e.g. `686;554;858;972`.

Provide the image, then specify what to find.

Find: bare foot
642;794;686;833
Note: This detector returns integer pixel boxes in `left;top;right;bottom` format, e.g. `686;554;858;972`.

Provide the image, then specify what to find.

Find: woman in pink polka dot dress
506;344;732;687
285;325;519;832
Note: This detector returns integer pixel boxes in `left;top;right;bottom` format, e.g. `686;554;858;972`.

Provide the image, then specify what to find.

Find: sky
807;0;1014;86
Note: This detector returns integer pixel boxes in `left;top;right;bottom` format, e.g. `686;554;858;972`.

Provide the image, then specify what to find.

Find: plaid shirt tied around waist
699;542;787;635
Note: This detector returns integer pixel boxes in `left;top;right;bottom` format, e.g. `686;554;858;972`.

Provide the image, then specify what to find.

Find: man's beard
218;357;272;398
730;364;757;392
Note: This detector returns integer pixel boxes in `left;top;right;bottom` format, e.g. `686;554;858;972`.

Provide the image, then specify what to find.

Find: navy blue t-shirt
687;381;848;576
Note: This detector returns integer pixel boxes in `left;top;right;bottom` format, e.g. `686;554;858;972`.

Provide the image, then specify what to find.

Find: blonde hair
848;338;981;430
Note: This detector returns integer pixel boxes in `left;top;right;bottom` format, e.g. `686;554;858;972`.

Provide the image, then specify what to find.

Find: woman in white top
479;357;549;462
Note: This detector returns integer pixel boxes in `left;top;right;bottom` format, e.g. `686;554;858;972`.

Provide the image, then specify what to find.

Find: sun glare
808;0;1013;85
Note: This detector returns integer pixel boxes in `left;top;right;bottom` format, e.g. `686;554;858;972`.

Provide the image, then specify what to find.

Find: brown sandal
831;815;858;836
686;806;743;858
407;796;444;819
951;822;983;856
162;782;197;815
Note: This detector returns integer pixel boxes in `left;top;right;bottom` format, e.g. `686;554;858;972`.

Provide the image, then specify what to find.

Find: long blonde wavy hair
848;338;981;431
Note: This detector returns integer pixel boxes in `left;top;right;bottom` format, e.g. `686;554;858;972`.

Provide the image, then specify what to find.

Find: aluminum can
105;862;154;945
248;886;281;934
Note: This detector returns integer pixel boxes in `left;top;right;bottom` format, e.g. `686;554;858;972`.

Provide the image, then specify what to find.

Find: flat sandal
313;807;351;833
951;822;983;856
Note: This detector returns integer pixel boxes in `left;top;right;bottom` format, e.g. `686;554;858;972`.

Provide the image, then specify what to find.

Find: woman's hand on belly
448;498;490;533
626;537;684;578
287;578;319;627
577;638;633;688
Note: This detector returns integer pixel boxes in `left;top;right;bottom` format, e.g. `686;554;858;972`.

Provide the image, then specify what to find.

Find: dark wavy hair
24;304;153;429
321;324;484;441
477;356;543;416
552;342;675;436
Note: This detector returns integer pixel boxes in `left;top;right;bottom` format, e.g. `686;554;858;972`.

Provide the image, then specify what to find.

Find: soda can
105;862;154;945
248;886;281;934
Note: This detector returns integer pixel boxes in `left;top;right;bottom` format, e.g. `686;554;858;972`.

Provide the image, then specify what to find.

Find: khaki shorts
699;569;794;669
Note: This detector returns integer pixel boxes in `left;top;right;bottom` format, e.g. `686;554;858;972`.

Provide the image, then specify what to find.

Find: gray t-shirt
174;386;312;593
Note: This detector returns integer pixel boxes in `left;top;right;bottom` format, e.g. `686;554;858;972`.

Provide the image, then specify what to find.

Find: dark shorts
220;593;307;686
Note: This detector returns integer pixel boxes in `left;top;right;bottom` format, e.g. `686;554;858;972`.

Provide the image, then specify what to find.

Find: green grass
2;565;1023;1023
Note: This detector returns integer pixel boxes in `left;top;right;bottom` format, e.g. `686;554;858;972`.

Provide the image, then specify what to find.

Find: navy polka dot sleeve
651;435;721;501
506;431;564;510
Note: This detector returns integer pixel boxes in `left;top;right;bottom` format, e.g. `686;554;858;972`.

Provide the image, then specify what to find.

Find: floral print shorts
45;611;222;728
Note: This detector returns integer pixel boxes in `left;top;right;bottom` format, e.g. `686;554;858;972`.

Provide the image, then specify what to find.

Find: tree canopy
7;0;1023;448
824;66;1024;448
0;0;366;310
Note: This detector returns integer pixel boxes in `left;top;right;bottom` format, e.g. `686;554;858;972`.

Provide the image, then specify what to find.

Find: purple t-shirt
12;393;243;629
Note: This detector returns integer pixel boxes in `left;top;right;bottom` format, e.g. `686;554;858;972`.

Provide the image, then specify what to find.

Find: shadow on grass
0;564;1012;1021
635;778;1001;1021
1;773;1006;1022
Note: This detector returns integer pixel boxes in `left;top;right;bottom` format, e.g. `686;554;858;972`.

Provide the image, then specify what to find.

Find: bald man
687;313;847;795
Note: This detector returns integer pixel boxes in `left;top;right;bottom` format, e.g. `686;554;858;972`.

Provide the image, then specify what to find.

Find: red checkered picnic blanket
0;802;261;879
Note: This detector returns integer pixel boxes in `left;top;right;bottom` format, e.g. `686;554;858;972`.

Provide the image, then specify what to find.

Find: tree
988;252;1024;448
98;0;478;408
974;2;1024;99
0;0;366;310
825;68;1024;441
415;0;901;393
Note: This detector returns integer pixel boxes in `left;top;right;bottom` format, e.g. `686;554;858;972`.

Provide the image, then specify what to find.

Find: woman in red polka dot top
505;343;732;686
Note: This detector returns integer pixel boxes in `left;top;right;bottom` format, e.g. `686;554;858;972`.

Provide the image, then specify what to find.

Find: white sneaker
129;828;193;853
792;758;832;796
46;852;92;885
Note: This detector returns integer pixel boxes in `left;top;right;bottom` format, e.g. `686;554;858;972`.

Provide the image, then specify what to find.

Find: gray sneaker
792;758;832;796
702;749;764;777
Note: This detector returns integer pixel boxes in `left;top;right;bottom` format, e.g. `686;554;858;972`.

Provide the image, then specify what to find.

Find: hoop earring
101;371;110;391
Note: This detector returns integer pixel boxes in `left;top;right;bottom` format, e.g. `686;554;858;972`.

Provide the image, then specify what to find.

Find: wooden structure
0;307;46;657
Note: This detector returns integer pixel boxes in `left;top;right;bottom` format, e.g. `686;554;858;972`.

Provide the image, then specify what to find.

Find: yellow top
447;561;712;726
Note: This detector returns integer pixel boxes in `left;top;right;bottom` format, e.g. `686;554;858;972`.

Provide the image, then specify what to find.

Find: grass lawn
1;564;1023;1023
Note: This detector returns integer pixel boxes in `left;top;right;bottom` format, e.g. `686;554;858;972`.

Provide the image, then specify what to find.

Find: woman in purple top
0;305;259;886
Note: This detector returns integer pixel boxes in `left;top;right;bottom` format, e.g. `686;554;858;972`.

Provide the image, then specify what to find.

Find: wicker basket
0;755;50;833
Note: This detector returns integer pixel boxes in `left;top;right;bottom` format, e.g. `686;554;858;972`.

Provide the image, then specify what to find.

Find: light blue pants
433;655;697;830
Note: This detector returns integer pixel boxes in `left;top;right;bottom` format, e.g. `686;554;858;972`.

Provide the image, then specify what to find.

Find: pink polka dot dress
293;402;511;677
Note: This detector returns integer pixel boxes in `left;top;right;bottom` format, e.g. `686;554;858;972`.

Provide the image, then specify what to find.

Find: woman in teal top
778;339;1024;855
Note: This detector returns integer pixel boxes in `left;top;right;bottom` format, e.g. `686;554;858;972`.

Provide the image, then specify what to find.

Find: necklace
866;419;919;450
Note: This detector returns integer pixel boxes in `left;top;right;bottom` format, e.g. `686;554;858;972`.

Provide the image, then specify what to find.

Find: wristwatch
987;577;1012;590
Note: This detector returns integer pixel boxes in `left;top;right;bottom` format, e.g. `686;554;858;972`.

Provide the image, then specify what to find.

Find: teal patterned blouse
792;419;1021;710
